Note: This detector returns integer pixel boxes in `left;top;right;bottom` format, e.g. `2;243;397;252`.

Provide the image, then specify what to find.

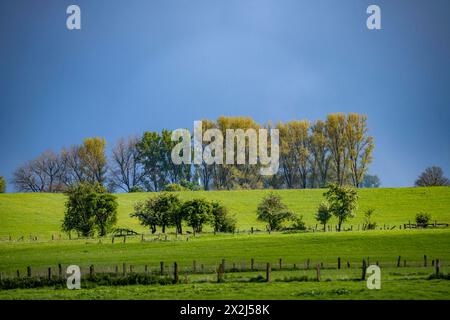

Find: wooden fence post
361;260;367;280
160;261;164;275
27;266;31;277
338;257;341;270
251;258;254;271
123;262;126;276
347;261;350;268
316;264;320;282
174;262;179;284
217;263;224;283
397;256;401;267
266;263;271;282
58;263;62;278
307;258;310;270
436;259;440;275
48;267;52;280
193;260;197;274
279;258;282;270
201;264;204;274
115;265;118;276
222;259;226;272
89;265;94;277
424;255;427;267
16;270;20;278
145;265;148;274
112;236;115;244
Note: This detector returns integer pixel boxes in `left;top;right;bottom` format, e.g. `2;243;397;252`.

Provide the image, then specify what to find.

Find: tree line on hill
10;113;382;192
61;181;362;237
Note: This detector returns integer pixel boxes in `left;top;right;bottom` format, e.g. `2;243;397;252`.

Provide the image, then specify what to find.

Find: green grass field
0;187;449;238
0;187;449;299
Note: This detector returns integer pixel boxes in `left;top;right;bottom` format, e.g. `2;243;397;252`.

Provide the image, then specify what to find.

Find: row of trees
257;183;359;233
131;193;237;234
12;138;109;193
11;113;376;192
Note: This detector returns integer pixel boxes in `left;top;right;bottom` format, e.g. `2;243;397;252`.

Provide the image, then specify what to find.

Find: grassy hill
0;187;449;238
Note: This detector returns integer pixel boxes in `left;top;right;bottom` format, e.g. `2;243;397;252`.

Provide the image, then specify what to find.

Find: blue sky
1;0;449;189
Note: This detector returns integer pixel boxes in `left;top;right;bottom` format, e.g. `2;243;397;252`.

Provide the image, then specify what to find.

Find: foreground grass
0;230;449;275
0;187;449;238
1;277;449;300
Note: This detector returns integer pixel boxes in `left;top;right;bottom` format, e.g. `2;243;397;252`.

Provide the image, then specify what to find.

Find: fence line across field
1;220;449;244
1;256;447;280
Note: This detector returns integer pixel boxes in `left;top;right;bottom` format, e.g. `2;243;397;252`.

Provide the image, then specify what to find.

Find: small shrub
416;212;431;228
164;183;187;192
249;274;265;282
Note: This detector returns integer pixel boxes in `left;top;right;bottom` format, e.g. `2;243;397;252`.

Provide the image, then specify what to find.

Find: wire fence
1;257;448;280
1;221;449;244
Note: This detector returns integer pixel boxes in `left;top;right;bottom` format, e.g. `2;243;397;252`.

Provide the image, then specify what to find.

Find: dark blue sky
1;0;449;188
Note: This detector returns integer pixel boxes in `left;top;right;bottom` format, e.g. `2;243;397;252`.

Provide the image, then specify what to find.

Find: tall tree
79;137;108;185
215;116;262;189
137;131;164;191
12;151;65;192
309;120;331;188
109;136;144;192
60;145;86;186
0;175;5;193
345;113;374;187
326;113;348;186
195;119;216;190
415;166;450;186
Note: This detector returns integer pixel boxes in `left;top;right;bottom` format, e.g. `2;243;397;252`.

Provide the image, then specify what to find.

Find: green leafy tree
210;201;236;233
131;193;181;233
94;193;118;236
256;193;295;231
62;183;117;237
315;202;332;231
323;183;358;232
181;199;213;233
0;176;5;193
131;200;159;234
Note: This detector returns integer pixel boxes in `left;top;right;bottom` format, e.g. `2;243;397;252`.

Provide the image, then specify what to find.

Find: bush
291;215;307;231
129;186;145;193
362;208;377;230
164;183;187;192
211;202;237;233
416;212;431;227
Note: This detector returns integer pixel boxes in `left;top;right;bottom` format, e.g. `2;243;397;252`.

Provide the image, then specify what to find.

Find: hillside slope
0;187;449;238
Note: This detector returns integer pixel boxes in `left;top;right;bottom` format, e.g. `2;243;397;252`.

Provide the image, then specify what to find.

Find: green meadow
0;187;449;238
0;187;449;299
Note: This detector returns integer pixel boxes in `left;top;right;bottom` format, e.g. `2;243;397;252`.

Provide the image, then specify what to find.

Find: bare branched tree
109;136;144;192
415;166;449;187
